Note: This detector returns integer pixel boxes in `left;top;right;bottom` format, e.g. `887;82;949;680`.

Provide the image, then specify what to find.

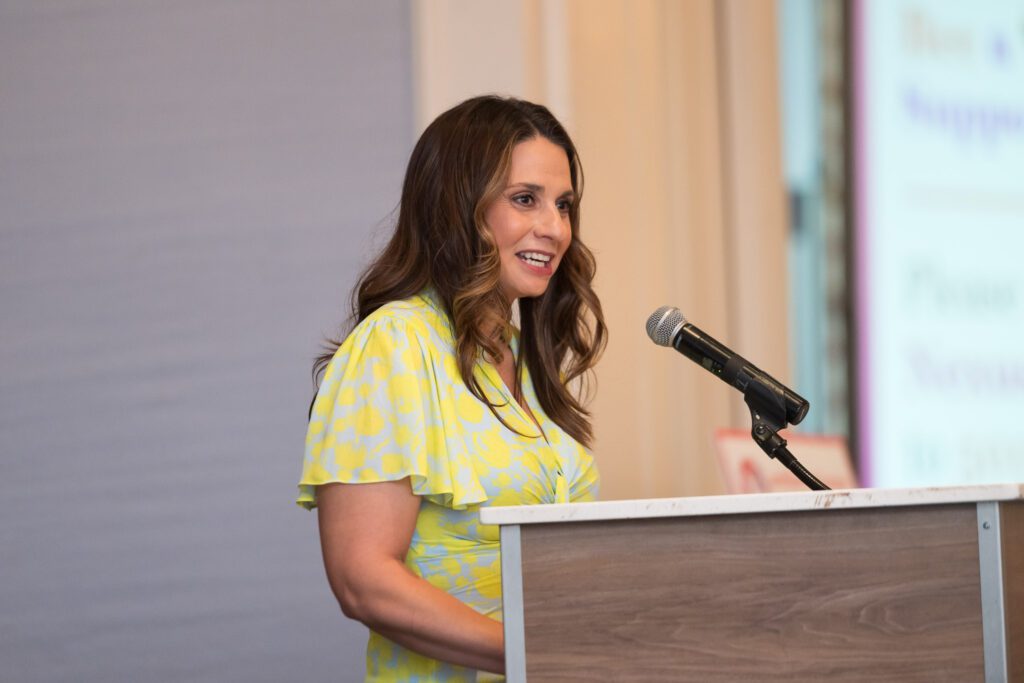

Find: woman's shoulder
318;291;454;390
350;289;454;350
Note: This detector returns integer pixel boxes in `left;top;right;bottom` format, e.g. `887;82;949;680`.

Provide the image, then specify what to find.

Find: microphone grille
646;306;686;347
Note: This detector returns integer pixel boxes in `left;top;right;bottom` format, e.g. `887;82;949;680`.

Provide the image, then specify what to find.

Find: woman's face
484;136;574;302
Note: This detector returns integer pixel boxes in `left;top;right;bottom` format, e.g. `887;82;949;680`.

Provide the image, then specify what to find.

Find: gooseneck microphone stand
743;380;830;491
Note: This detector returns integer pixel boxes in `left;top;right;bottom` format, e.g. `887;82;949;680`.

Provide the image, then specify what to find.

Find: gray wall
0;2;412;680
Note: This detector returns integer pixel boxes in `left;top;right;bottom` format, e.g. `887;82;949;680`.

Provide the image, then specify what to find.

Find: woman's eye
556;199;571;213
512;194;534;206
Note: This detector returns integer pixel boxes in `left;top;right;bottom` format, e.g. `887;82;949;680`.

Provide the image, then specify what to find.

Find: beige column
716;0;792;428
562;0;732;499
410;0;571;129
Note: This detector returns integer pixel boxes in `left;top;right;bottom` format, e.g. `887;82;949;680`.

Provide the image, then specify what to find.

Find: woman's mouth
516;251;553;269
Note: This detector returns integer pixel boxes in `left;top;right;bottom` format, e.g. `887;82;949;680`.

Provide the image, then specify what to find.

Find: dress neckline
417;287;547;441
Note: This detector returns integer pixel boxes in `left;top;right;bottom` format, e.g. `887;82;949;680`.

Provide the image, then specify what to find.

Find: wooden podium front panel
518;503;984;682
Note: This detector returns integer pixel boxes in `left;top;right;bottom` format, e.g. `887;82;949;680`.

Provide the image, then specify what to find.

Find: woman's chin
512;284;551;300
500;277;554;301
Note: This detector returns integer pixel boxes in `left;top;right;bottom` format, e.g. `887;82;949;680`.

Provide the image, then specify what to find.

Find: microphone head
646;306;687;347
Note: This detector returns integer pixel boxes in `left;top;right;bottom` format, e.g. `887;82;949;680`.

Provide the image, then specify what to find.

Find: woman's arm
316;479;505;674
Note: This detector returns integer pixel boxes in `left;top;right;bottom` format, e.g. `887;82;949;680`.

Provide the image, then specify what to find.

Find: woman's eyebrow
508;182;575;199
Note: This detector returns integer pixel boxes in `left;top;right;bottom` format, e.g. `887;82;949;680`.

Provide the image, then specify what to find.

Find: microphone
646;306;809;426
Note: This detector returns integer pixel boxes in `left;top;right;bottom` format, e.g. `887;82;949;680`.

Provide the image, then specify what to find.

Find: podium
479;484;1023;682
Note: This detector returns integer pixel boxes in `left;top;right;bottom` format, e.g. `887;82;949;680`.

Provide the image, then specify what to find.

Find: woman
297;95;606;681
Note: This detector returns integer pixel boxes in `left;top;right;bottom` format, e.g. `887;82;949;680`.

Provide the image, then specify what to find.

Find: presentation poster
855;0;1024;487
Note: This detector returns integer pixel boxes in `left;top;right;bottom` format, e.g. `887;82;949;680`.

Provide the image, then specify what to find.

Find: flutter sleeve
297;313;488;510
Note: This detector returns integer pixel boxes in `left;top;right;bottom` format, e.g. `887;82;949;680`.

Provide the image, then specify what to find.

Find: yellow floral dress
297;289;599;682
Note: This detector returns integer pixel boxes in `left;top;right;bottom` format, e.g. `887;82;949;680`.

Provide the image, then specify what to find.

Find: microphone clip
743;380;830;491
745;384;789;460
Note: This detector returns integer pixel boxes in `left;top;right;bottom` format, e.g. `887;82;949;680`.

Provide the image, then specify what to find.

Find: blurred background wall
2;3;793;678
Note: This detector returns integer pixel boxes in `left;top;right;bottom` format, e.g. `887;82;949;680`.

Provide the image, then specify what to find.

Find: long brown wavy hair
314;95;606;447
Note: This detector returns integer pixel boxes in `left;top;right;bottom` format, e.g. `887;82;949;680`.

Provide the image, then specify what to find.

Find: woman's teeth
517;252;551;267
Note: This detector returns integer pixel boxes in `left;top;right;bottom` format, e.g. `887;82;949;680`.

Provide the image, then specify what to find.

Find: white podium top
478;483;1024;526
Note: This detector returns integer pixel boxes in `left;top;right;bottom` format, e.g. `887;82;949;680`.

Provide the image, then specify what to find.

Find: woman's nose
534;202;567;239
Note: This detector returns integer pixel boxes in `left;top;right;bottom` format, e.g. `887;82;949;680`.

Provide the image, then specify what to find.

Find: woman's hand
317;479;505;674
